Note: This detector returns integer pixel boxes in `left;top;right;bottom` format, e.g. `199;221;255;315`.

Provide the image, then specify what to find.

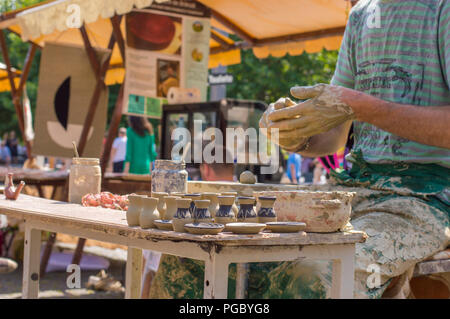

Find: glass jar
69;157;101;204
151;160;188;194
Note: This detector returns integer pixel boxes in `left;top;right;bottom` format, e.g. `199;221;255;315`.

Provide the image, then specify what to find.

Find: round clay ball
239;170;257;184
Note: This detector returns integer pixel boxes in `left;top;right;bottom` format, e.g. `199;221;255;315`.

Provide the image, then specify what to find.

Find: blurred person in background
300;156;314;183
0;140;11;166
6;131;18;164
109;127;127;173
286;152;302;184
124;116;158;175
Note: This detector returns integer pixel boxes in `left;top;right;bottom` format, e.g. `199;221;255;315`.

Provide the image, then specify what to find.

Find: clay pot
4;173;25;200
221;192;239;216
237;197;257;222
139;197;159;229
127;195;144;226
193;199;212;223
173;198;193;232
255;191;355;232
215;195;236;225
200;193;219;218
163;196;179;220
151;160;188;194
257;196;277;223
152;192;168;219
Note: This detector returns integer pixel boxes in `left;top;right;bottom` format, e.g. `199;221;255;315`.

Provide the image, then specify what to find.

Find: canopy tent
0;0;353;82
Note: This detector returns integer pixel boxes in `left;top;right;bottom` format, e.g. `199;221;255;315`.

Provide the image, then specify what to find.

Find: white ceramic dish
154;219;173;231
184;222;224;235
225;222;266;234
265;221;306;233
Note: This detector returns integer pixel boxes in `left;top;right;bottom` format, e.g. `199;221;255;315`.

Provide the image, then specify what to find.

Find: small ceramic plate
154;219;173;231
184;223;225;235
265;222;306;233
225;222;266;234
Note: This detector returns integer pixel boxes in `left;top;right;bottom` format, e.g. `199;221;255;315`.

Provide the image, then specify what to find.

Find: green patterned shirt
331;0;450;167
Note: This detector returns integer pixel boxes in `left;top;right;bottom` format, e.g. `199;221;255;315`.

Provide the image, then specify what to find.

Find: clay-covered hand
259;97;309;151
267;84;356;139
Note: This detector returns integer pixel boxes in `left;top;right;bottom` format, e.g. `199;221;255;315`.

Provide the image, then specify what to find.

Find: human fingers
273;97;288;110
267;99;315;122
267;114;311;131
290;83;326;100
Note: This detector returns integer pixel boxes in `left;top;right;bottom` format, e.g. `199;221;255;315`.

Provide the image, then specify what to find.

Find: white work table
0;195;366;299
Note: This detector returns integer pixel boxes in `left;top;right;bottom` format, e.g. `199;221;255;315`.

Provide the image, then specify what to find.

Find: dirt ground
0;256;126;299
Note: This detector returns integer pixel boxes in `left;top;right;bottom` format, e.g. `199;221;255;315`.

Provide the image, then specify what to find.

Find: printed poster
123;2;211;118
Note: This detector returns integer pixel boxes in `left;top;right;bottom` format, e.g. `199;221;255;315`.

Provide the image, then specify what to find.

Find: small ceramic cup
215;195;237;225
151;192;168;219
237;196;257;222
127;195;144;226
193;199;213;223
140;197;159;229
173;198;193;232
200;192;219;218
221;192;239;216
257;196;277;223
182;193;201;216
163;196;179;220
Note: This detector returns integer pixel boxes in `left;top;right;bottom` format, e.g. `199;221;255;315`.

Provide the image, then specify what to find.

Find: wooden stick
77;26;115;156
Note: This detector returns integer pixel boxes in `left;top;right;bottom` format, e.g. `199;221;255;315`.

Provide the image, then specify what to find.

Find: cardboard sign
33;42;110;158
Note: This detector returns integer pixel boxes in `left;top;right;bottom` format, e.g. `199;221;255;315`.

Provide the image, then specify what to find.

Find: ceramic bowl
265;222;306;233
184;222;224;235
154;219;174;231
225;222;266;234
254;191;355;233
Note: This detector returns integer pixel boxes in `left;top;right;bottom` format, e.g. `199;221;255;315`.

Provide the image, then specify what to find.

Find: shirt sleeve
331;10;357;89
439;1;450;89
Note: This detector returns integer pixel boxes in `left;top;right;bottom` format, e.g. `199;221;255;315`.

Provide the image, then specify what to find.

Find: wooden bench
411;248;450;298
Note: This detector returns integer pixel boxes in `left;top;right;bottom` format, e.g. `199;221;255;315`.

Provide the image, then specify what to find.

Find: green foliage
0;0;45;140
226;48;338;105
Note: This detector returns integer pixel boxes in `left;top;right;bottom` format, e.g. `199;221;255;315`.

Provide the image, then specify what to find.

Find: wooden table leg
39;232;56;277
330;245;355;299
125;247;142;299
71;238;86;265
204;254;229;299
22;225;41;299
235;263;249;299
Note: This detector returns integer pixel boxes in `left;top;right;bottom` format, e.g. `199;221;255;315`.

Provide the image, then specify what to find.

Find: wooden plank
0;195;366;246
414;259;450;277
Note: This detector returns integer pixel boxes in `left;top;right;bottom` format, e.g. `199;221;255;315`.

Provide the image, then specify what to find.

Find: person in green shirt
124;116;158;175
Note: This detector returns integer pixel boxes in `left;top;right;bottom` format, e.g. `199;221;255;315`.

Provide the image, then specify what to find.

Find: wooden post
101;15;126;174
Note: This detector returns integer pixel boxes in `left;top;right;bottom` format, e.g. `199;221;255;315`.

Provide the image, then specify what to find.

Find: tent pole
0;30;33;159
76;26;115;157
100;15;126;175
71;28;116;267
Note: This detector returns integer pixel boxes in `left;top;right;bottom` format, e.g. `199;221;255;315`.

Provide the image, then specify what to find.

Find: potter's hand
267;84;355;138
259;97;309;152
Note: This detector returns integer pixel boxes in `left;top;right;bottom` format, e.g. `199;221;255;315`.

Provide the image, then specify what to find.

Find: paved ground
0;257;126;299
